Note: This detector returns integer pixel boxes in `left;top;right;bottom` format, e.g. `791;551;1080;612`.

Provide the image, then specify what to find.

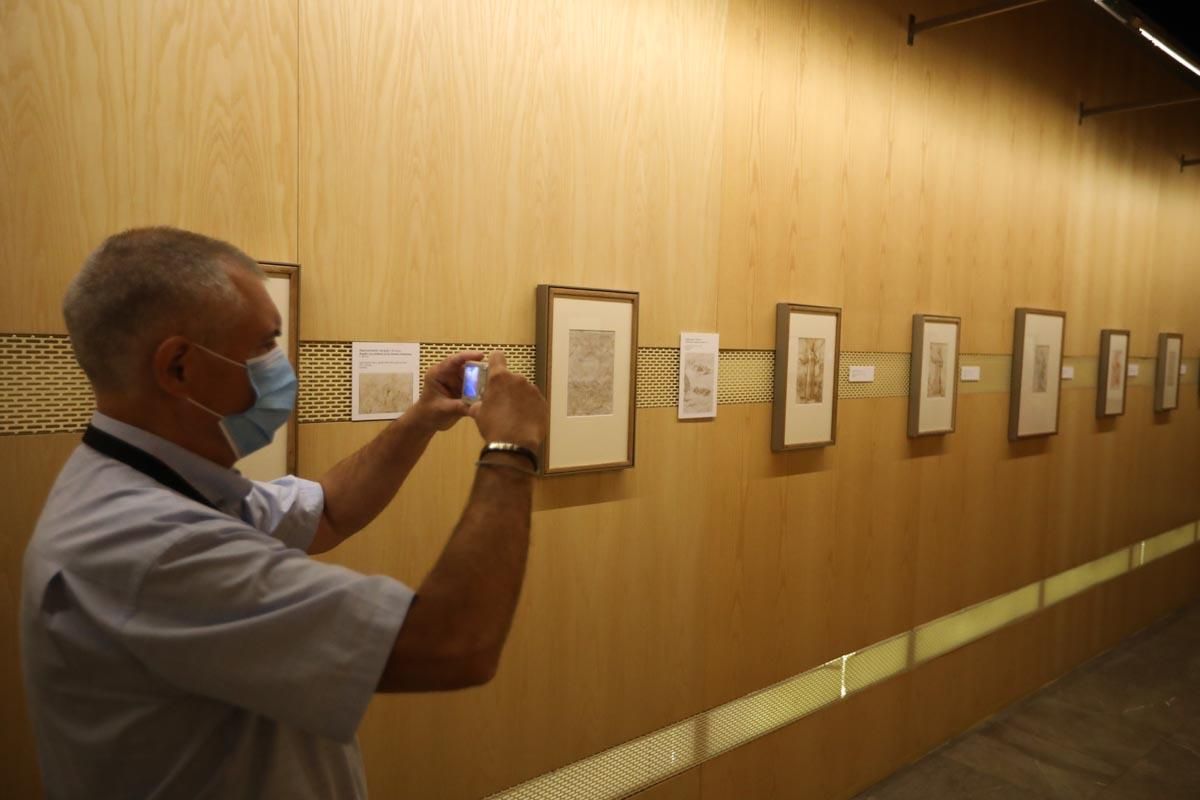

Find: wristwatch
479;442;539;473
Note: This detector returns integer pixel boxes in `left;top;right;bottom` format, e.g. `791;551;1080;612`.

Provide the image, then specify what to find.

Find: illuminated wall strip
487;521;1200;800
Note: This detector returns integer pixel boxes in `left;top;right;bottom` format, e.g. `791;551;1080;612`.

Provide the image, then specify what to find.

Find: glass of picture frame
908;314;961;437
1154;332;1183;413
772;303;841;451
1009;308;1065;441
1096;329;1130;418
535;285;638;475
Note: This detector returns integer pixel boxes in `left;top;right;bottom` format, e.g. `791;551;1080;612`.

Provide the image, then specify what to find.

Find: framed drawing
1009;308;1065;441
908;314;961;437
772;303;841;451
535;285;638;475
1154;332;1183;412
238;262;299;480
1096;329;1130;418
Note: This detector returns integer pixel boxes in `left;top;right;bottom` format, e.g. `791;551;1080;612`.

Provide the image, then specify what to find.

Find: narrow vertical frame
255;261;299;476
1008;308;1066;441
535;285;639;475
771;303;841;451
1154;332;1184;413
1096;329;1131;418
908;314;961;437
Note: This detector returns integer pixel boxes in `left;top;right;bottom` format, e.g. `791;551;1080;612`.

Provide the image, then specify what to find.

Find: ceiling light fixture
1140;28;1200;79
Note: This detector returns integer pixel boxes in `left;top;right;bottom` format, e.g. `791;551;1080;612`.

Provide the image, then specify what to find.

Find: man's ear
152;336;193;399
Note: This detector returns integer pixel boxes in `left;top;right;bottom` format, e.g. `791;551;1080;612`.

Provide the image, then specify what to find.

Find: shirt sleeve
120;518;413;743
241;475;325;551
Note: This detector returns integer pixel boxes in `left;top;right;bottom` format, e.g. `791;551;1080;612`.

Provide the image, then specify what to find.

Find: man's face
186;264;283;418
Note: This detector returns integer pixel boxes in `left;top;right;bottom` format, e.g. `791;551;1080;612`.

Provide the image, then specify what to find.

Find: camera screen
463;364;479;398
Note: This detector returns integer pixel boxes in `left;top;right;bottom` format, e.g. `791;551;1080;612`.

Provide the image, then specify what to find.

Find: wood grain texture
299;0;728;345
0;0;298;333
0;433;81;799
6;0;1200;797
300;393;1199;798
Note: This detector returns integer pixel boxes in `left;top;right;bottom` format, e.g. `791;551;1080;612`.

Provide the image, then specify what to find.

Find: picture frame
772;303;841;451
1096;329;1130;418
908;314;961;437
535;285;639;475
237;261;299;479
1154;332;1183;413
1008;308;1066;441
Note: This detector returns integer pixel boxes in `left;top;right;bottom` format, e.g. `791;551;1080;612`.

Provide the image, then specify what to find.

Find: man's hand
468;351;547;451
411;351;486;433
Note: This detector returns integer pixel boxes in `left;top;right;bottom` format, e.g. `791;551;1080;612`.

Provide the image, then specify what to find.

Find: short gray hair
63;227;263;392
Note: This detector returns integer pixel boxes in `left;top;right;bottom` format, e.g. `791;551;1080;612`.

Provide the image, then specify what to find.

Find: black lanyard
82;425;216;510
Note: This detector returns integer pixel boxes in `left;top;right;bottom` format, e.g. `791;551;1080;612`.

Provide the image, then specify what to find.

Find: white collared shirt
20;413;414;799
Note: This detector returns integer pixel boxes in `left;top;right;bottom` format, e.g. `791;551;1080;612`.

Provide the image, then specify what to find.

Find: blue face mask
187;344;298;460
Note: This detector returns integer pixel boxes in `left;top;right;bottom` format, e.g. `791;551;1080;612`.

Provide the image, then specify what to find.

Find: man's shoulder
27;445;251;587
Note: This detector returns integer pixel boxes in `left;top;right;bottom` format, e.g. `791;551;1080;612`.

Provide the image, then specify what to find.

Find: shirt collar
90;412;252;514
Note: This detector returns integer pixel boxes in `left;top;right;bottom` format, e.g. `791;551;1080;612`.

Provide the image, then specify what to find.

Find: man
20;227;548;799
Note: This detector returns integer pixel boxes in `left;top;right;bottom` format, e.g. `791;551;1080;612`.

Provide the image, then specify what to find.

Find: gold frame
535;284;639;476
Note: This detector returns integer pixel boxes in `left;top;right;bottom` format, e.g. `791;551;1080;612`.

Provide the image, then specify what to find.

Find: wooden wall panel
299;0;728;346
0;433;80;800
5;0;1200;797
0;0;298;333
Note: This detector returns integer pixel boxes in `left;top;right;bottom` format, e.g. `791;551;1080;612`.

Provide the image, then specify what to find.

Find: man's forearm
379;455;533;691
316;408;438;544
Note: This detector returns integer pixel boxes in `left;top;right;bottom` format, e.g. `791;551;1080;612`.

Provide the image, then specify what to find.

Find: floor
854;601;1200;799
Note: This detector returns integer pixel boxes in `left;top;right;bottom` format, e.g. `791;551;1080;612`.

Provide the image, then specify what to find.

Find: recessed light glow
1140;28;1200;78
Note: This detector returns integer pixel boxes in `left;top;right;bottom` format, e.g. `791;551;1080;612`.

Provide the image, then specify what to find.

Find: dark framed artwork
1154;332;1183;413
1096;329;1130;418
238;262;299;479
908;314;961;437
535;285;639;475
1009;308;1066;441
772;303;841;451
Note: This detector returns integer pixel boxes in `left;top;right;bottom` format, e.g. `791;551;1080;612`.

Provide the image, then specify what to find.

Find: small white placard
1128;363;1140;378
1183;364;1190;376
960;365;981;382
848;365;875;383
678;332;719;420
352;342;421;421
1061;365;1075;380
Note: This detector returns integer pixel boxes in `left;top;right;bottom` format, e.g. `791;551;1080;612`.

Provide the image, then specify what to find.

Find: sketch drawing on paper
794;337;825;404
567;329;616;417
927;342;948;398
359;372;413;415
1033;345;1050;393
1110;349;1124;390
682;352;716;414
1167;350;1179;388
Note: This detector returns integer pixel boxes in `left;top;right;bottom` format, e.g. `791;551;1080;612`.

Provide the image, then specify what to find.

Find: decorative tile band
1;334;1194;433
485;522;1200;800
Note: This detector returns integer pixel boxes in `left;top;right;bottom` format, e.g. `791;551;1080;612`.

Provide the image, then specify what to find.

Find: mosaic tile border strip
485;522;1200;800
2;334;1195;433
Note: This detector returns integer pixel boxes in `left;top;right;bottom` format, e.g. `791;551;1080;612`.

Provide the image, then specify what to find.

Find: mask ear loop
182;396;244;460
184;344;253;461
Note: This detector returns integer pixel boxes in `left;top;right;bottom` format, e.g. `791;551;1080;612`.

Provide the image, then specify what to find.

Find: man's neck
95;393;236;469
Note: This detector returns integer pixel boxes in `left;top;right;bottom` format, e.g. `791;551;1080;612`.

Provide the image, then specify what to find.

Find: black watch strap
479;442;539;473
